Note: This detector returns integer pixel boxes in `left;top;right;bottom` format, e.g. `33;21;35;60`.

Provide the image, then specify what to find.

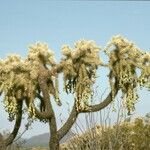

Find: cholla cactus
0;38;149;118
0;43;60;120
0;55;27;120
0;38;149;150
105;35;150;114
61;40;102;111
138;52;150;89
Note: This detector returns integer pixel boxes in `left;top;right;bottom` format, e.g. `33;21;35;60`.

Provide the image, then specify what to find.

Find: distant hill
23;130;76;148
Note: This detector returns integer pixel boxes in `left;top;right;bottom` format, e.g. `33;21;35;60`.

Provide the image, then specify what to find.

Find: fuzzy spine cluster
105;35;150;114
61;40;102;111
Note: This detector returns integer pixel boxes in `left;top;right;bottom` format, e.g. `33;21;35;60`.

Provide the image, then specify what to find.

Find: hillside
24;130;76;148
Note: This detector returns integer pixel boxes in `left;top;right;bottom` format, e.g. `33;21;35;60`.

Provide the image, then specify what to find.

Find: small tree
0;35;149;149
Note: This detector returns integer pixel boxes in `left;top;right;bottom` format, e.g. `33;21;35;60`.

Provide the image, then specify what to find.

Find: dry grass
60;117;150;150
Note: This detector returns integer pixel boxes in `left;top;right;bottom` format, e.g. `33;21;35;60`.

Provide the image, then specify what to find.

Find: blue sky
0;1;150;138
